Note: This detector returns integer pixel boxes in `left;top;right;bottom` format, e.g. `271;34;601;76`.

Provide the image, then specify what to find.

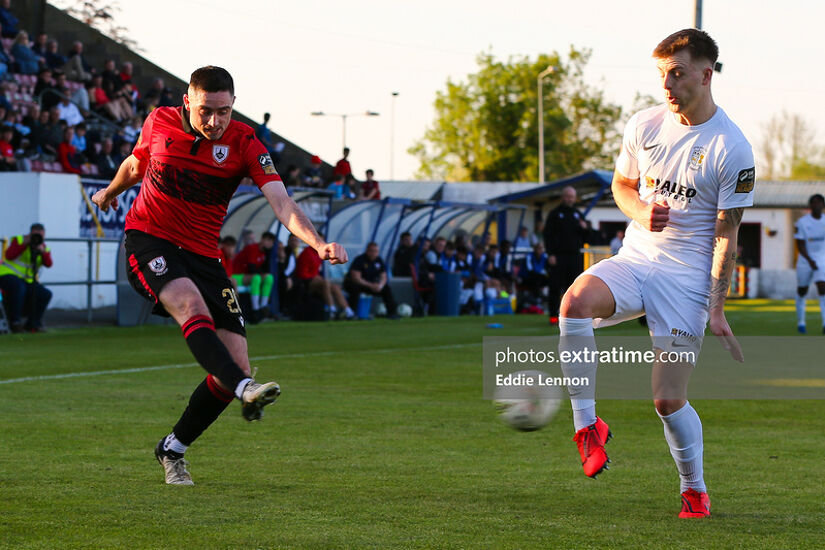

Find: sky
55;0;824;181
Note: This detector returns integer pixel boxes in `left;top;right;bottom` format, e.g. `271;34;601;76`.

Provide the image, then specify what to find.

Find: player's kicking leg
153;278;279;485
558;275;616;478
795;285;809;333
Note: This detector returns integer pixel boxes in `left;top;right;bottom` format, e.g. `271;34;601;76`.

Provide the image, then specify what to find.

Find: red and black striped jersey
125;106;281;258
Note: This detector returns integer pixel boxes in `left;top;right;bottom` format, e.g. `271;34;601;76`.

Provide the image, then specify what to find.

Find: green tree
409;48;623;182
52;0;141;51
758;111;825;180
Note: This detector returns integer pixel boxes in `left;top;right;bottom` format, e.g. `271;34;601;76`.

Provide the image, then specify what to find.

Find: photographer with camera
0;223;53;333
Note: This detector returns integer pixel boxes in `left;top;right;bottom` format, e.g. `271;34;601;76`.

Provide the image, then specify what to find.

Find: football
493;370;561;431
396;303;413;317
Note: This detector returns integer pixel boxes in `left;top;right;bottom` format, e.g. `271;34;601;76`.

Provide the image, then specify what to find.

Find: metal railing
35;236;121;323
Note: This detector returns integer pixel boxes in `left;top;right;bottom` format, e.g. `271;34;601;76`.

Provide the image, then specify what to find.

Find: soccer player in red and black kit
92;66;348;486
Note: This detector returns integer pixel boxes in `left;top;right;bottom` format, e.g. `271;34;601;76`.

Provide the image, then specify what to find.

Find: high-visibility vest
0;235;50;283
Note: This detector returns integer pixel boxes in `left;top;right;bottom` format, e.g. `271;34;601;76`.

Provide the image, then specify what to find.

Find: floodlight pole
391;92;399;180
311;110;381;150
537;65;555;184
694;0;703;29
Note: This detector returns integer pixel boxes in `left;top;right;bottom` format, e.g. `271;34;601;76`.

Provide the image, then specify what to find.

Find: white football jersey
615;105;755;273
794;213;825;261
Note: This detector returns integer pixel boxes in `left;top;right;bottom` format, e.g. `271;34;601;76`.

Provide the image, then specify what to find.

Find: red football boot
679;488;711;518
572;417;612;478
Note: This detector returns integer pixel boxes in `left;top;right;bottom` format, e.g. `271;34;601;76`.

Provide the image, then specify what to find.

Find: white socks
251;294;261;310
658;402;706;493
796;295;806;326
164;433;188;455
559;317;597;431
235;377;252;399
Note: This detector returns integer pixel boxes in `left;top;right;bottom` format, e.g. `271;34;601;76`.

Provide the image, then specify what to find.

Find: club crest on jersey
148;256;168;276
212;144;229;164
689;146;706;170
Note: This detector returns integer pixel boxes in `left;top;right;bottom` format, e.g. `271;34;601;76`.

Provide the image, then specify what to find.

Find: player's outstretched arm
709;207;745;362
611;173;670;232
91;154;147;212
261;180;349;265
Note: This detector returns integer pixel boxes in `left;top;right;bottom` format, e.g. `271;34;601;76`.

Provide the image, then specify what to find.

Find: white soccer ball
396;303;413;317
375;302;387;316
493;370;561;431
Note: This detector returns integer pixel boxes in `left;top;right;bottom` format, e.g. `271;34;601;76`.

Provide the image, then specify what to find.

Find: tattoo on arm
709;208;744;311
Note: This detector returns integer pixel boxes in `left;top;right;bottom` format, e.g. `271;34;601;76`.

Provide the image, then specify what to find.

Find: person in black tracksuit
543;186;590;317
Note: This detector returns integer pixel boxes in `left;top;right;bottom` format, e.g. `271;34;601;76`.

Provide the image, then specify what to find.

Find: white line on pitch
0;343;481;385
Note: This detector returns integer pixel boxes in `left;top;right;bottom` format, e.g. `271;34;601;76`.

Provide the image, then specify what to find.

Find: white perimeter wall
0;173;119;309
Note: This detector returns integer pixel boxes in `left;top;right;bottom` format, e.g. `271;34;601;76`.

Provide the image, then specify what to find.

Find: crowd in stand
277;145;383;201
0;1;181;177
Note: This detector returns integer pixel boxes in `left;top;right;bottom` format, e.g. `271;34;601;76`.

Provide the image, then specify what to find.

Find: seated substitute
344;241;398;319
296;245;355;319
0;223;53;333
231;231;276;318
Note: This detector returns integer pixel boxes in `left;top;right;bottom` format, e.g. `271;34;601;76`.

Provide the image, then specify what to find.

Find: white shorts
796;258;825;287
580;254;710;357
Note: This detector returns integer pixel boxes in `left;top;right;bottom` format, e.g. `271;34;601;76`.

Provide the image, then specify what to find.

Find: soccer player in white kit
557;29;755;518
794;194;825;333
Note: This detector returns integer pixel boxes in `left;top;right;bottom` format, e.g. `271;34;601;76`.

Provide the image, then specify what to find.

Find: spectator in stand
232;231;276;319
344;242;399;318
303;154;323;187
96;137;118;179
34;68;53;100
28;107;50;156
256;112;275;153
43;107;64;155
12;31;44;75
116;139;131;164
284;164;301;188
118;61;140;104
101;59;122;95
392;231;416;277
421;236;448;284
0;125;16;171
43;39;65;71
90;74;130;122
63;41;92;82
121;115;142;144
57;126;82;174
71;79;91;115
31;33;48;57
359;169;381;200
38;70;67;112
0;223;53;333
70;122;87;160
276;240;296;314
143;77;176;110
450;245;476;313
326;173;351;199
56;89;84;127
295;244;355;320
21;102;39;131
0;0;18;38
530;220;543;246
333;147;351;178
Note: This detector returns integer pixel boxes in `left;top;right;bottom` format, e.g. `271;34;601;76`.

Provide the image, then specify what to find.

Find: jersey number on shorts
222;287;241;314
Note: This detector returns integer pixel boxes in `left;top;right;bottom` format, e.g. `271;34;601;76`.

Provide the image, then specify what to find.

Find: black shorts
124;229;246;336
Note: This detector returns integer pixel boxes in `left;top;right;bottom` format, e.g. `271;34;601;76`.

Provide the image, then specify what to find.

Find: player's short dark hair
366;241;378;249
261;231;276;241
400;231;411;239
189;66;234;95
30;223;44;231
653;28;718;65
365;169;374;176
810;194;825;205
221;235;237;245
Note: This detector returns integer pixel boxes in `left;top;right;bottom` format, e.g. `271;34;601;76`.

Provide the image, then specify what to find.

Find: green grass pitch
0;300;822;549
